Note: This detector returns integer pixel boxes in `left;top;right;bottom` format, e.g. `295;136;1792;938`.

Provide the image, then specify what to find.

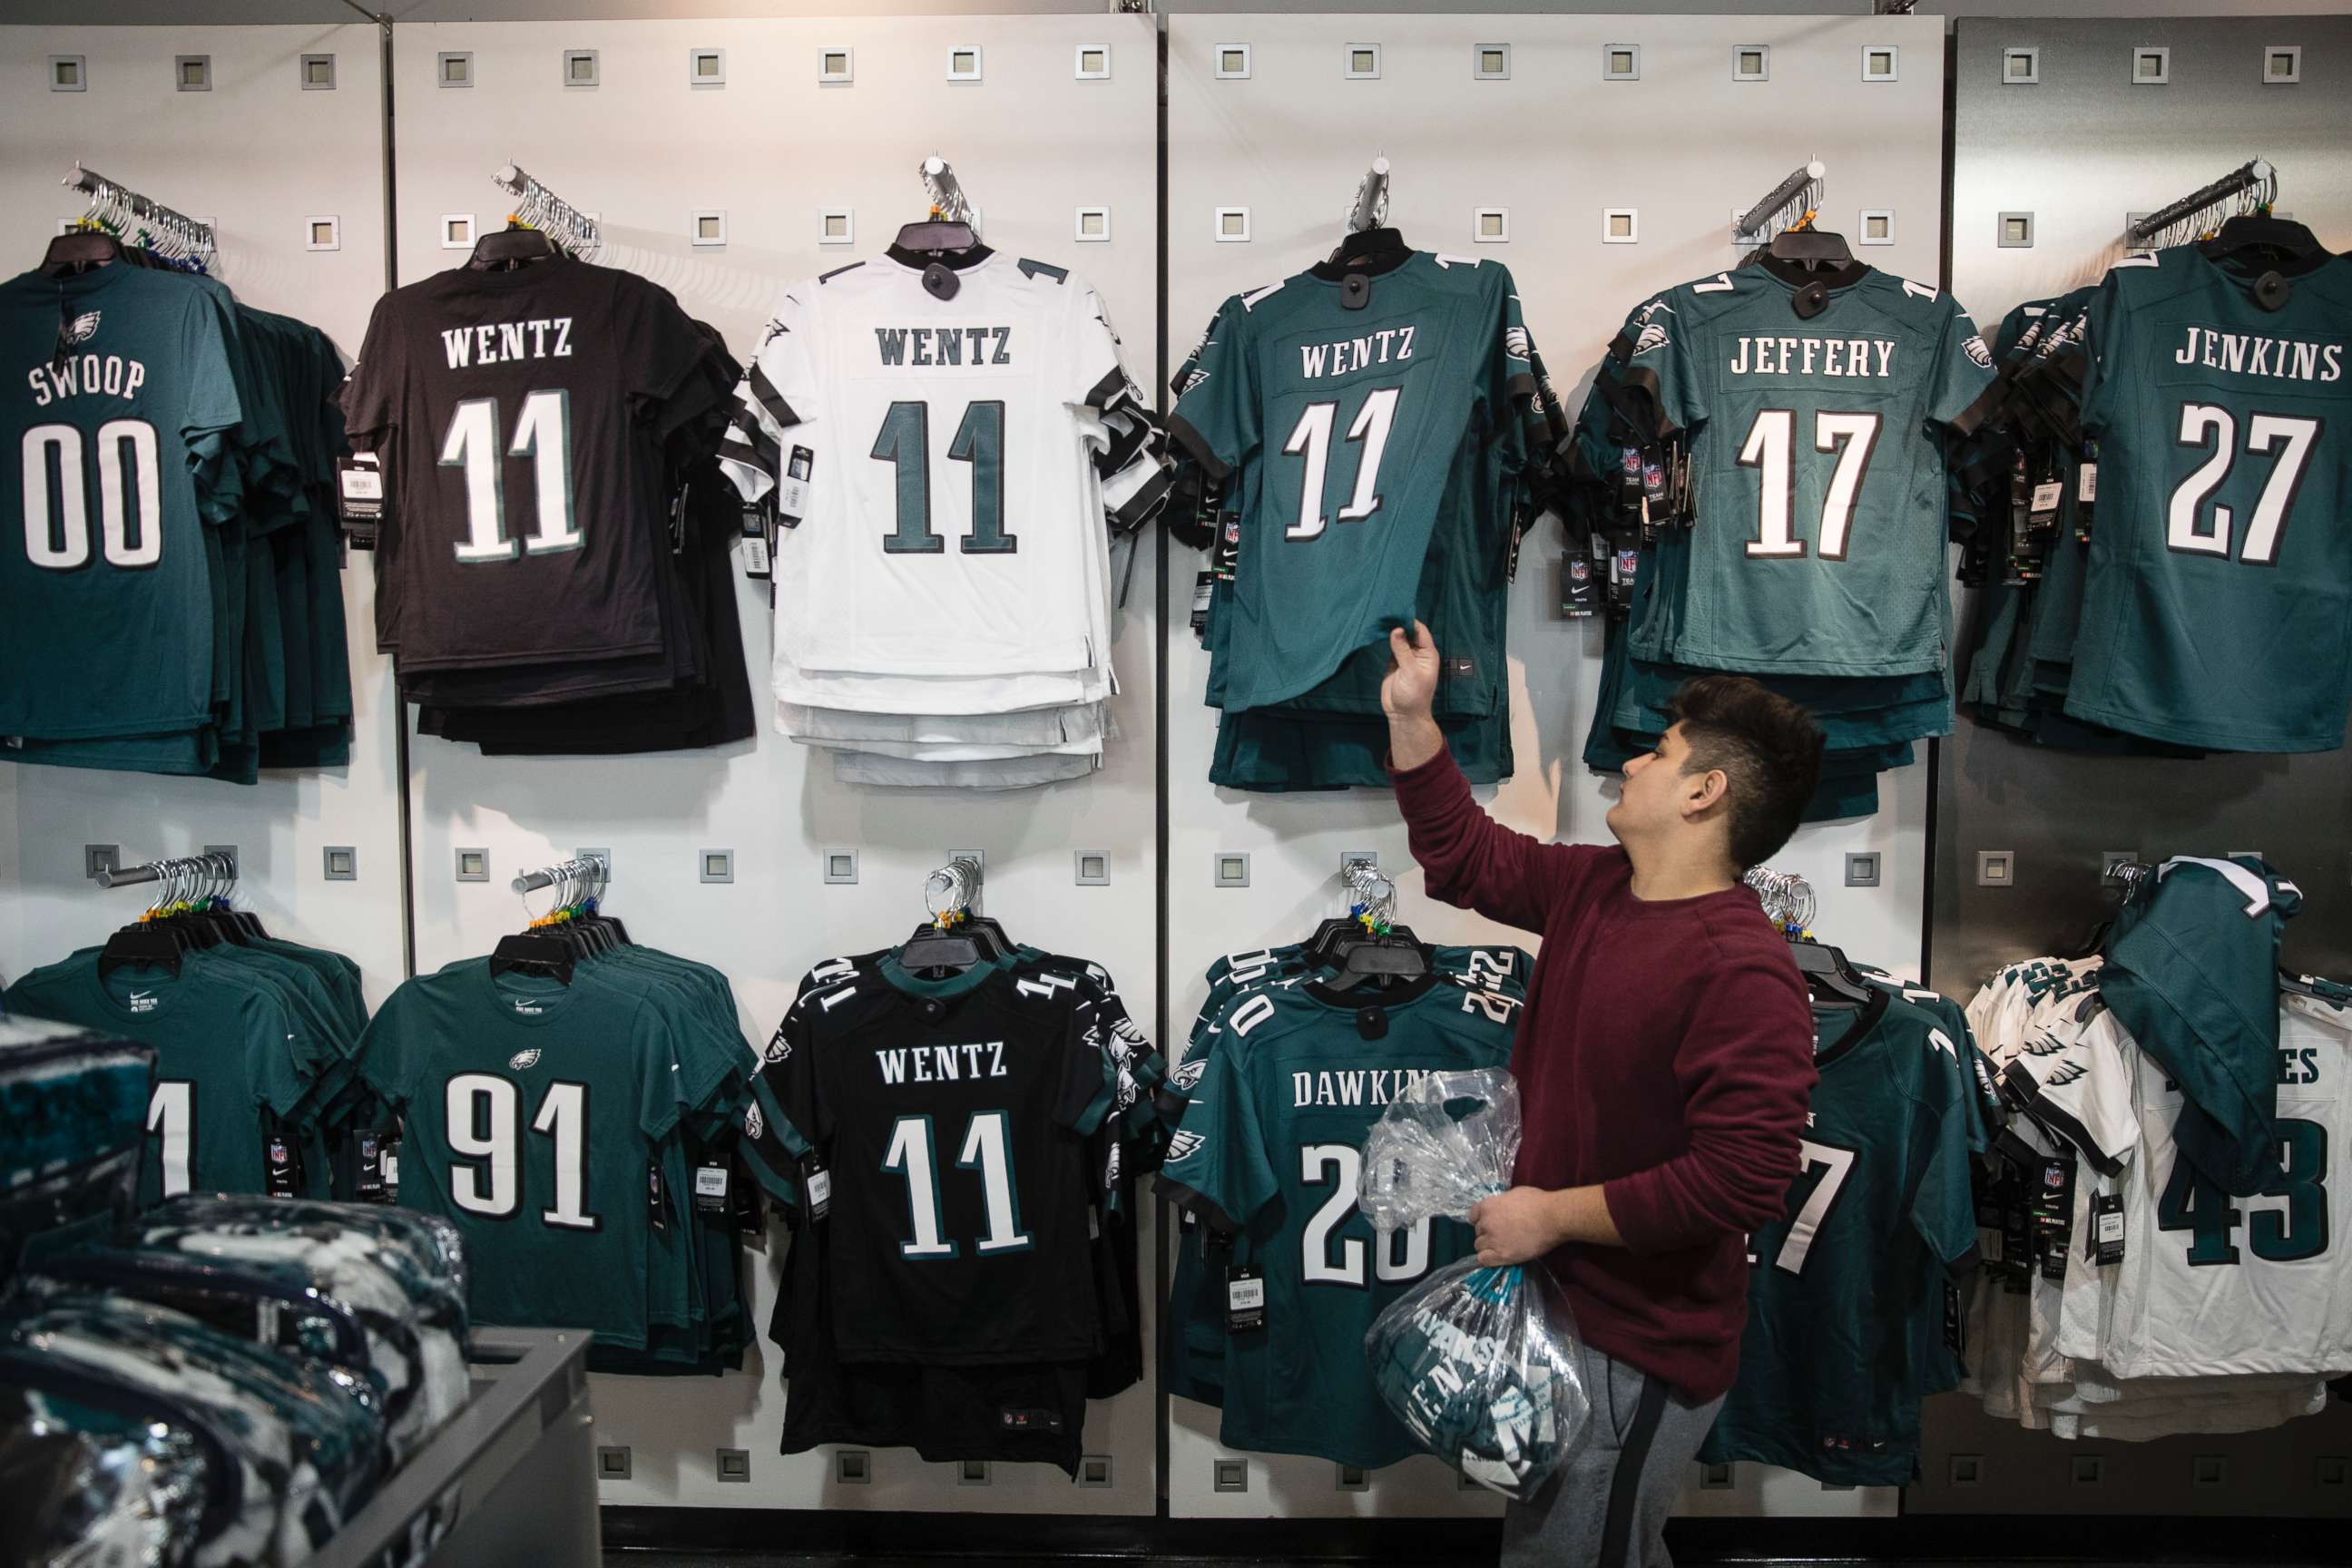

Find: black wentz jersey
339;256;710;673
761;953;1119;1365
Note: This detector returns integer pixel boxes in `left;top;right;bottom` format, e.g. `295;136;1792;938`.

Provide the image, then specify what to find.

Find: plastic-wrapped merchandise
1357;1069;1590;1499
0;1366;220;1568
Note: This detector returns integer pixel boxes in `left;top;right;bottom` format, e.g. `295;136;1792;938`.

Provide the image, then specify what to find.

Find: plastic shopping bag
1357;1068;1590;1499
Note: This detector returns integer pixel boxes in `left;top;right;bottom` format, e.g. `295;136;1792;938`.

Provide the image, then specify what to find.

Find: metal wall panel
1919;12;2352;1518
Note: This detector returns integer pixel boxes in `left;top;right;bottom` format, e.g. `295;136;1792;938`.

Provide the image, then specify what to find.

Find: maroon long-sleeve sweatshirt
1393;749;1817;1402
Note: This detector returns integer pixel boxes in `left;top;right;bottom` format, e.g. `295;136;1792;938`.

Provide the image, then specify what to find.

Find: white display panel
0;23;407;1008
1163;10;1947;1521
387;15;1161;1517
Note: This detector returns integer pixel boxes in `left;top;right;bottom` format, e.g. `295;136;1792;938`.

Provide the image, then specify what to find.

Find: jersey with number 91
1155;969;1521;1469
1;265;242;744
1168;252;1550;720
2067;249;2352;751
1699;990;1978;1486
1613;260;1997;681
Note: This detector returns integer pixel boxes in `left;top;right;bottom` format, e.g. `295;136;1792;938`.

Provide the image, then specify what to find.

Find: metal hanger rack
1744;867;1818;934
1341;856;1399;930
924;853;985;925
93;850;236;896
919;155;978;234
1734;159;1828;245
492;162;600;258
2129;158;2277;249
1345;154;1391;234
63;162;217;270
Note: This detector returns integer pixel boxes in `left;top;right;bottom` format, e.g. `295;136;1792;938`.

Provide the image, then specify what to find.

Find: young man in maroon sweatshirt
1383;622;1824;1568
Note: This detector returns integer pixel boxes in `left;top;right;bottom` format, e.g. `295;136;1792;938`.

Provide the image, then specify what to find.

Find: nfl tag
353;1130;387;1200
1561;552;1597;619
1191;570;1213;634
265;1133;300;1198
1225;1265;1266;1333
694;1161;730;1214
648;1161;668;1232
805;1161;832;1221
2091;1192;2125;1265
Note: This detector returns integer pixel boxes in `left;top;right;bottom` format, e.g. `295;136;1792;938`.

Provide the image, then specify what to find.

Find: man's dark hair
1663;676;1826;871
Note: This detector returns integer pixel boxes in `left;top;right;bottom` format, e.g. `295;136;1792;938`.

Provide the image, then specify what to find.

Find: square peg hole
833;1448;870;1485
823;848;859;886
305;216;341;252
1075;44;1111;81
1074;206;1111;243
2193;1455;2227;1487
818;47;853;85
957;1458;991;1486
1475;208;1510;244
50;55;86;92
1603;44;1640;82
564;50;599;88
1858;209;1896;246
176;55;211;92
456;848;490;884
2003;47;2040;84
1862;46;1899;83
595;1445;631;1480
1700;1462;1735;1490
691;48;725;87
301;54;336;90
691;211;728;247
1336;1463;1370;1492
699;850;734;886
1845;851;1882;887
716;1448;750;1483
2132;46;2170;84
1212;1457;1250;1493
1215;44;1251;80
1077;1455;1113;1488
438;52;473;88
2072;1455;2104;1486
323;847;358;882
1734;46;1770;83
1976;849;2015;887
819;210;854;246
1602;208;1639;245
1214;853;1251;888
1950;1453;1984;1486
1997;211;2035;249
441;214;476;250
946;46;983;83
1475;44;1510;81
1345;44;1381;80
1214;207;1251;244
1074;851;1111;887
2264;45;2301;84
2318;1455;2348;1487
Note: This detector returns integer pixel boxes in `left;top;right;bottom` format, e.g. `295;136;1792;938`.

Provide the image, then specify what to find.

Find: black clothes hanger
1767;225;1854;270
2202;211;2326;267
468;223;560;271
97;924;184;980
1324;224;1413;274
893;215;981;255
42;229;122;276
488;932;573;985
897;919;1004;974
1789;934;1874;1007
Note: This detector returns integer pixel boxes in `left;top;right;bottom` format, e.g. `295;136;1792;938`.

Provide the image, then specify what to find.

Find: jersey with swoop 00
0;264;241;746
720;252;1151;693
1167;252;1555;719
1156;969;1523;1469
2064;248;2352;751
1612;259;1998;678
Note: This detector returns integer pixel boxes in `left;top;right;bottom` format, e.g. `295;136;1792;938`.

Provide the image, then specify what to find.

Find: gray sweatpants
1499;1341;1724;1568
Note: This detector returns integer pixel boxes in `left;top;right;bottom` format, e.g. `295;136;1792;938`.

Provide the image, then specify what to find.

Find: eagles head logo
1963;335;1994;369
1632;322;1671;358
1503;326;1533;361
508;1048;542;1072
1170;1059;1208;1093
64;311;101;346
743;1102;766;1141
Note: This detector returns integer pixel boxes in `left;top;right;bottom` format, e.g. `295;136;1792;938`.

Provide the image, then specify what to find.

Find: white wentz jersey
2013;989;2352;1381
721;251;1154;701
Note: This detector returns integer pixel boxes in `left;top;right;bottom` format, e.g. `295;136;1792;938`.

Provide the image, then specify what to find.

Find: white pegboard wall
0;23;407;1008
385;15;1162;1518
1162;11;1946;1522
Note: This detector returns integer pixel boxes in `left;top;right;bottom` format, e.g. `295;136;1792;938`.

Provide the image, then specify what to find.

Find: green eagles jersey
2068;248;2352;750
1156;969;1522;1468
1699;990;1978;1487
4;954;328;1208
1170;251;1551;720
1616;259;1996;678
0;264;241;747
356;959;735;1351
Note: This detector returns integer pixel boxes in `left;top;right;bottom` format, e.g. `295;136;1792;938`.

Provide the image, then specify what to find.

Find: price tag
2030;480;2064;514
777;446;815;524
336;454;383;549
1191;571;1213;634
2092;1191;2126;1265
1225;1265;1266;1332
805;1163;832;1221
694;1161;730;1214
738;533;772;581
2076;463;2098;503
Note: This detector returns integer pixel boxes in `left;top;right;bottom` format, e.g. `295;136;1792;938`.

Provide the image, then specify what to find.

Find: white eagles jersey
2011;988;2352;1381
721;251;1156;702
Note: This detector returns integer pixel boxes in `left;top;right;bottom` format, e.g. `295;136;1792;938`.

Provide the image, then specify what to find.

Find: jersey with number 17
1612;260;1997;679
